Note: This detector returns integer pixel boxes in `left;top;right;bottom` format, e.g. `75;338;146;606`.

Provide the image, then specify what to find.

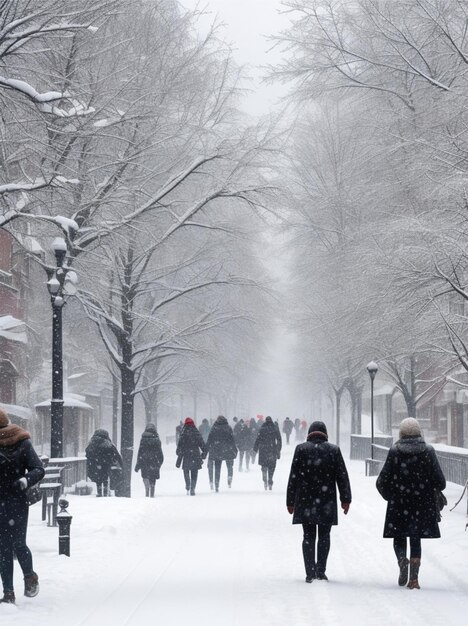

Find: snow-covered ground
4;444;468;626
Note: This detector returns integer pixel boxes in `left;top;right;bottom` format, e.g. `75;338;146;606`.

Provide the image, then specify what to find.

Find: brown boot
0;591;15;604
398;557;409;586
407;558;421;589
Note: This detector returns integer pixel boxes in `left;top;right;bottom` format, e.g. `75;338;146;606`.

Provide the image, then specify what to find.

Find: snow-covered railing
49;457;87;492
350;434;394;460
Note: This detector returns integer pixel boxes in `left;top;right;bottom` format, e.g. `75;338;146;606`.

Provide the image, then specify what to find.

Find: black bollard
56;498;72;556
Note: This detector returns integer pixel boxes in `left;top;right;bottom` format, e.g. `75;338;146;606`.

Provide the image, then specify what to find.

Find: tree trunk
335;387;343;446
120;356;135;497
112;373;119;445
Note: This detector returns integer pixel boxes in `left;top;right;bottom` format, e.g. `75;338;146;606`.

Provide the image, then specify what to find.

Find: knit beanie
184;417;194;426
399;417;422;439
307;421;328;439
0;408;9;428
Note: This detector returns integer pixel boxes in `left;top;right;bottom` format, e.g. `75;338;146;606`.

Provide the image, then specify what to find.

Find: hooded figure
282;417;294;444
176;418;207;495
199;418;211;443
286;421;351;582
376;417;446;590
85;429;122;497
135;424;164;497
253;416;282;489
235;420;252;472
0;408;45;603
206;415;237;492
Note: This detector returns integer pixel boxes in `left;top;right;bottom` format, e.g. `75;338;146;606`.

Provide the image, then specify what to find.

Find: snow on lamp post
366;361;378;460
47;237;77;458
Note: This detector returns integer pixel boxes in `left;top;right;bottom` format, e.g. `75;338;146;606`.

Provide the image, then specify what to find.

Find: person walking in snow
199;418;211;443
286;421;351;583
376;417;446;590
248;418;258;466
176;418;207;495
298;420;308;441
85;429;122;497
206;415;237;492
235;419;252;472
134;424;164;497
0;408;45;604
253;416;282;490
282;417;294;445
293;418;301;442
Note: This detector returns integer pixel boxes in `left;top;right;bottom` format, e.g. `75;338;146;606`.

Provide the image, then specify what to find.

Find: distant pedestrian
247;418;258;466
299;420;308;441
199;418;211;443
176;418;207;495
175;421;183;445
85;429;122;497
294;418;301;442
376;417;446;589
206;415;237;492
254;416;282;490
0;408;45;604
134;424;164;497
235;419;251;471
282;417;294;444
287;421;351;583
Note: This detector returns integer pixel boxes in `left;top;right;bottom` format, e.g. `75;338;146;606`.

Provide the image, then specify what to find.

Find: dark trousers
142;478;156;497
261;464;276;486
239;450;249;471
302;524;332;578
0;498;34;593
96;480;109;496
393;536;421;560
208;459;233;488
285;433;290;444
183;469;198;493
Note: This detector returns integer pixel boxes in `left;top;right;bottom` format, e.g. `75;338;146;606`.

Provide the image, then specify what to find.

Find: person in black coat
176;418;207;495
282;417;294;444
134;424;164;497
85;429;123;497
199;418;211;443
247;418;258;466
376;417;446;589
0;409;45;604
286;421;351;583
206;415;237;492
234;419;251;472
253;416;282;490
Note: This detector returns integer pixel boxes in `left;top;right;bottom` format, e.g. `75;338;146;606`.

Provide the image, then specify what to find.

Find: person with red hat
0;408;45;604
176;418;207;495
287;420;351;583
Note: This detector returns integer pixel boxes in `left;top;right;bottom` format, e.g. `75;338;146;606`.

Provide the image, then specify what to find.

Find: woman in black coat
206;415;237;492
135;424;164;497
85;429;122;497
376;417;446;589
253;416;282;489
235;420;252;472
286;421;351;582
176;418;207;495
0;409;45;603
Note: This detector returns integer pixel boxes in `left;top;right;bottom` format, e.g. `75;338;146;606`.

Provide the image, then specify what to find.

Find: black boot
0;591;15;604
24;573;39;598
398;557;409;586
407;558;421;589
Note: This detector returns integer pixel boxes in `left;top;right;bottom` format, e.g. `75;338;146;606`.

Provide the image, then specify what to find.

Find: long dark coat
206;416;237;461
176;424;207;470
234;422;251;452
286;435;351;526
253;419;282;467
376;437;446;538
135;430;164;480
86;429;122;483
0;431;45;499
282;419;294;436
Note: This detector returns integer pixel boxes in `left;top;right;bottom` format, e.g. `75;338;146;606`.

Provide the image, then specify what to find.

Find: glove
341;502;350;515
277;452;281;460
15;477;28;491
175;456;182;468
287;506;294;515
134;467;139;473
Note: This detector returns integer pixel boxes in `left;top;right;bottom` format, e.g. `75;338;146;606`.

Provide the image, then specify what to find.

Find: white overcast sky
180;0;291;117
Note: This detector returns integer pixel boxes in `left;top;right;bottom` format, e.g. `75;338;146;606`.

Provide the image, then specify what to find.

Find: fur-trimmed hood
0;424;30;447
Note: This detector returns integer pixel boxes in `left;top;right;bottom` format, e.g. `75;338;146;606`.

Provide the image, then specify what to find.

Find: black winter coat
0;437;45;499
176;424;207;470
206;416;237;461
282;419;294;435
254;420;282;467
376;437;446;538
135;431;164;480
86;430;122;483
235;423;252;452
286;435;351;526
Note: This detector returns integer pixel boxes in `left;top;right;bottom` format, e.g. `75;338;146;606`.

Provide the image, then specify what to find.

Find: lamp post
47;238;78;458
366;361;378;460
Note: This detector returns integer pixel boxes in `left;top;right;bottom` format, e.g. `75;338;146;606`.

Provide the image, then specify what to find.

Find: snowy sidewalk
4;445;468;626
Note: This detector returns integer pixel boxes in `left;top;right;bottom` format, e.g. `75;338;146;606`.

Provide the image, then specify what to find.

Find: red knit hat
184;417;194;426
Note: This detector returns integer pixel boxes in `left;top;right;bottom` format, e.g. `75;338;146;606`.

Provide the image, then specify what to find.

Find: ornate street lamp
47;238;77;458
366;361;378;460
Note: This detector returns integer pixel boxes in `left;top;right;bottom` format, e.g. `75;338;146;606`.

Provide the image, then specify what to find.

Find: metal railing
350;435;394;460
50;457;87;491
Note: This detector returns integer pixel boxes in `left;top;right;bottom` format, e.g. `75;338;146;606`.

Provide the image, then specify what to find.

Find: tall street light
366;361;378;460
47;238;78;458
